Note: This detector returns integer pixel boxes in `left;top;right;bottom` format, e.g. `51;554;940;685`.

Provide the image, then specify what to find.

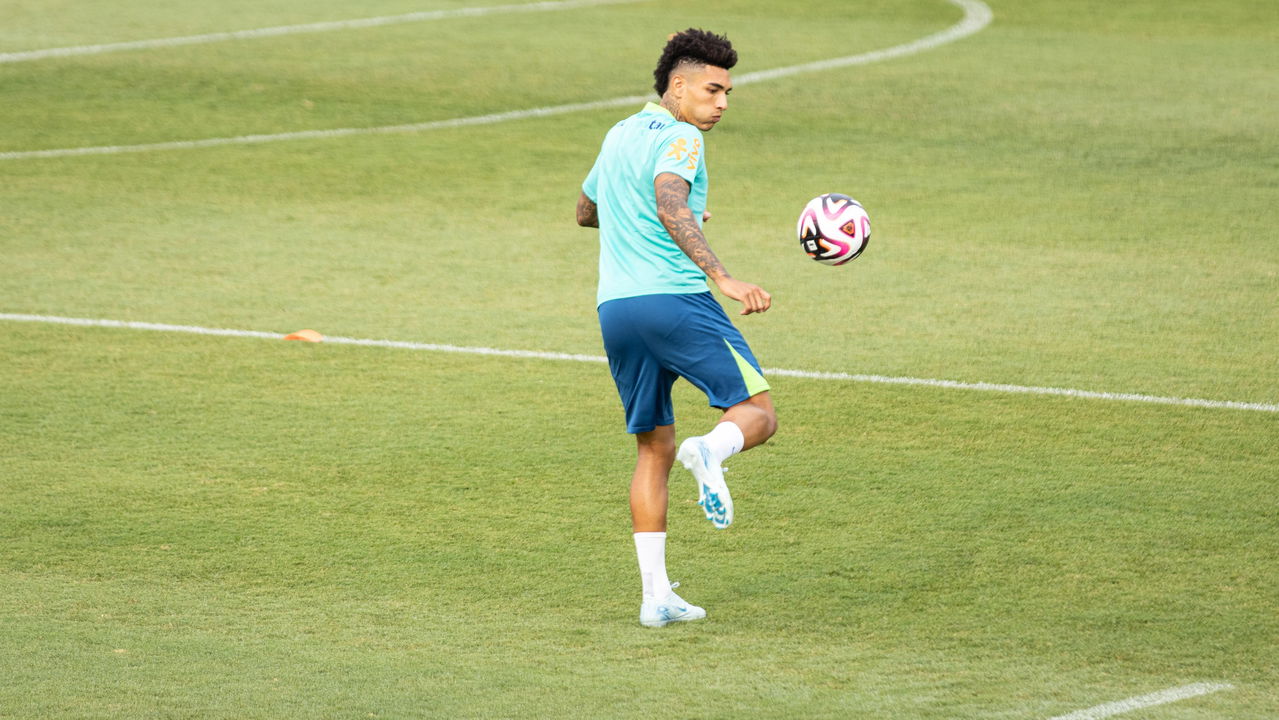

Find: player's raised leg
678;391;776;529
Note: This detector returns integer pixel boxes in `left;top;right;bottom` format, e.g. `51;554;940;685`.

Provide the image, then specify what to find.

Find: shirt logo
666;137;701;171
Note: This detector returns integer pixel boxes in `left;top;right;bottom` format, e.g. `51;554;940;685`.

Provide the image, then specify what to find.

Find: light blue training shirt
582;102;710;306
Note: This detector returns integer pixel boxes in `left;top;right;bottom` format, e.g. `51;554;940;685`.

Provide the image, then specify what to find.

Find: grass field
2;0;1277;717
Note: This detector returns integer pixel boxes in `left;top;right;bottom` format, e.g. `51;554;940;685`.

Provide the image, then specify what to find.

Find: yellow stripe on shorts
725;340;770;397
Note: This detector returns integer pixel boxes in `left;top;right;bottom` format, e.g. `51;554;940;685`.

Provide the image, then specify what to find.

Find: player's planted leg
632;426;708;627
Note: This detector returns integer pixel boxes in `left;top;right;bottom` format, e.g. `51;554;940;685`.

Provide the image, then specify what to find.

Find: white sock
702;421;745;464
633;532;671;600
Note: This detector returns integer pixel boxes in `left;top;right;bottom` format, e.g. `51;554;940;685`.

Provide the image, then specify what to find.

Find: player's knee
749;394;777;442
648;438;678;462
738;401;777;445
636;428;677;461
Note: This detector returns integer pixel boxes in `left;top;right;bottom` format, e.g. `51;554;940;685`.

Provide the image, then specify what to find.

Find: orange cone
284;329;323;342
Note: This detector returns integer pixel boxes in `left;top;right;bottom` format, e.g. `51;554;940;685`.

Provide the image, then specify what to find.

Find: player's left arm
654;172;771;315
576;192;599;228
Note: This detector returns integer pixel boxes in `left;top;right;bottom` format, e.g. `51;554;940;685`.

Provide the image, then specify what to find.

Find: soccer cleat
639;584;706;627
677;436;733;529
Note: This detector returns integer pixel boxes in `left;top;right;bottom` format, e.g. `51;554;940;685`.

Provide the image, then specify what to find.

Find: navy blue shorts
598;292;770;434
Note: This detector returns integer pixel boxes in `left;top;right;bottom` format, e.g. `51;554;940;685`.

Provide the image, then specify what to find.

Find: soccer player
576;29;777;627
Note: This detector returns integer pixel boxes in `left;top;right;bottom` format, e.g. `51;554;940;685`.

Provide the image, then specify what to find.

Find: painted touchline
0;0;993;161
2;313;1275;414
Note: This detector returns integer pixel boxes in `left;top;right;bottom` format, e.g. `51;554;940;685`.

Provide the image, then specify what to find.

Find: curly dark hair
652;28;737;96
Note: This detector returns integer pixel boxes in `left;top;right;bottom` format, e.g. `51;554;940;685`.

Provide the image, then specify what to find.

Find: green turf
2;0;1276;717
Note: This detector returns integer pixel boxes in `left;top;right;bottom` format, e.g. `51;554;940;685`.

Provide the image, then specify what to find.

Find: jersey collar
643;101;675;119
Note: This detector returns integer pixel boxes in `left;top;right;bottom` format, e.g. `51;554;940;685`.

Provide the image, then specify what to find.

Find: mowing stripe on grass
0;0;993;161
4;313;1276;414
0;0;649;64
1045;682;1235;720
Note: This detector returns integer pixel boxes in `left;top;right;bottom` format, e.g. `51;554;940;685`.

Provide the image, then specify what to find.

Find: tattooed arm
654;172;728;279
654;172;771;315
576;193;599;228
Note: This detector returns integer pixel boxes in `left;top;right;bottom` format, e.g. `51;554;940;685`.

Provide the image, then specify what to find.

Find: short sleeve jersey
582;102;710;306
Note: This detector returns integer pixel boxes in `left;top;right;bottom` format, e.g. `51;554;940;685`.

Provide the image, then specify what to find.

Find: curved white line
0;0;993;161
735;0;993;85
0;0;650;64
2;313;1275;414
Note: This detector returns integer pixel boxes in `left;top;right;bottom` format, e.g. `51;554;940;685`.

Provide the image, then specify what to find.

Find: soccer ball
797;193;871;265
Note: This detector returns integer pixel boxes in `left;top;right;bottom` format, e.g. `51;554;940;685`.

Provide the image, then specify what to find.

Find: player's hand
715;276;772;315
702;210;713;223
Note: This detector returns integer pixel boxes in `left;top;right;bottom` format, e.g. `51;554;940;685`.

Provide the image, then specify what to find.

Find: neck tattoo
660;96;684;123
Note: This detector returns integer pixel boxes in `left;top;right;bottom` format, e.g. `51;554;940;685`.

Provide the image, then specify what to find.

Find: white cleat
639;584;706;627
677;436;733;529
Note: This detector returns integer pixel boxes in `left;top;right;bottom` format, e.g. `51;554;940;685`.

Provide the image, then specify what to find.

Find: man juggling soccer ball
576;29;777;627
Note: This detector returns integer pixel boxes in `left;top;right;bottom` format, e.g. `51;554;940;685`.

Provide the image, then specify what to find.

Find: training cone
284;329;323;342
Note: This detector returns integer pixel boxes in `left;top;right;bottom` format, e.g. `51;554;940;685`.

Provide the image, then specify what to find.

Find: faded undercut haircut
652;28;737;96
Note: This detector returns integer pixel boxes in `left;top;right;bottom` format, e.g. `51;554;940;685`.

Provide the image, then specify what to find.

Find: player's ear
668;72;685;98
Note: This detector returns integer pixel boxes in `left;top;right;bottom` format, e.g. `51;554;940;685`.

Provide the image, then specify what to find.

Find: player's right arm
654;172;771;315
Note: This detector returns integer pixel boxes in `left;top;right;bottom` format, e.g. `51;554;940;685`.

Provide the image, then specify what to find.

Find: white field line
0;95;651;161
4;313;1276;415
0;0;993;161
0;0;648;64
1046;682;1235;720
733;0;993;86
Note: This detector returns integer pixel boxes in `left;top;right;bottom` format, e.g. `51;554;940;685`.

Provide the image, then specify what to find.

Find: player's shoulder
651;118;703;162
654;118;704;168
